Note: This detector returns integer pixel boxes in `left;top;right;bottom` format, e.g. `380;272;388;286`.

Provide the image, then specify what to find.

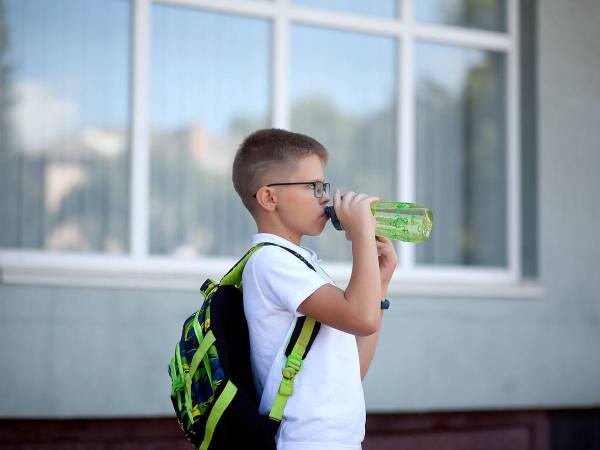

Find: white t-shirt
242;233;365;450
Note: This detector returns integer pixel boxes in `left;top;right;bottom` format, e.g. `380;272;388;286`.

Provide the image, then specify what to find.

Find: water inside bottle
371;202;433;243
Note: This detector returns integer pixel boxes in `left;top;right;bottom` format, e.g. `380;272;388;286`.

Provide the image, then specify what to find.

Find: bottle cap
324;206;344;231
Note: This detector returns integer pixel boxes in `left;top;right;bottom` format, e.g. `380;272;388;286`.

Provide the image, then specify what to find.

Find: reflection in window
150;5;271;258
0;0;131;253
290;24;397;261
415;0;506;32
293;0;397;18
415;41;506;267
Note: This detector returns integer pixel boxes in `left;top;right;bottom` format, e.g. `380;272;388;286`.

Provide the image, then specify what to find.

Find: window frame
0;0;541;298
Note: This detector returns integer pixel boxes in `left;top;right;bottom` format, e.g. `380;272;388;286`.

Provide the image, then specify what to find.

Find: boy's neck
257;224;302;246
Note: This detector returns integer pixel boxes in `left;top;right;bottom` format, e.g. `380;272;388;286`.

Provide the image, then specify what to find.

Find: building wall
366;0;600;412
1;0;600;418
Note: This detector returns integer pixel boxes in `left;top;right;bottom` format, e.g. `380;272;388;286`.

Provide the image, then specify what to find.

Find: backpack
168;242;321;450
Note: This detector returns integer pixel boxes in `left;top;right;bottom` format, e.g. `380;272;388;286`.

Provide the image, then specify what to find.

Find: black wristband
380;299;390;310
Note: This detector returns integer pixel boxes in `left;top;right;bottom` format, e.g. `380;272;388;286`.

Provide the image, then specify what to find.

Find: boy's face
262;154;330;241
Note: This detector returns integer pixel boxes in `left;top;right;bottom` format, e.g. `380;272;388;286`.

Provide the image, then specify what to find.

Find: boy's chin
306;224;327;236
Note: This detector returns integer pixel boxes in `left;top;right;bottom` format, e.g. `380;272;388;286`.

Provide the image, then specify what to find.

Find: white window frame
0;0;543;299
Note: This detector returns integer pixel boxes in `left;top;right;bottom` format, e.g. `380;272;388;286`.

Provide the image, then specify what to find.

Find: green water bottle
324;201;433;243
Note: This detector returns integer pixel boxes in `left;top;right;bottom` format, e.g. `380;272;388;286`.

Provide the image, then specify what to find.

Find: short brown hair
232;128;329;215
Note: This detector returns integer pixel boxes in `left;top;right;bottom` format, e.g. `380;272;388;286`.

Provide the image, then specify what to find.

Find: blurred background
0;0;598;448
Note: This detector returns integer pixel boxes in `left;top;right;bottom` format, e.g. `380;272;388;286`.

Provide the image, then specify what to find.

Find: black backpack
168;242;321;450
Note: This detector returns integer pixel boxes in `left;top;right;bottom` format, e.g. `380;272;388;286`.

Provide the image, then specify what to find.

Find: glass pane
415;41;507;267
150;6;270;258
290;25;397;262
0;0;131;253
415;0;506;32
293;0;396;18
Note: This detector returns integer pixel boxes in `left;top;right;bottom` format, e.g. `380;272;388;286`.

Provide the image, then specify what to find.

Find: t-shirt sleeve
248;246;329;317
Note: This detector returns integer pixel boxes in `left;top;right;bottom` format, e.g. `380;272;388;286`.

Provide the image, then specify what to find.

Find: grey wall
367;0;600;412
0;285;200;416
1;0;600;417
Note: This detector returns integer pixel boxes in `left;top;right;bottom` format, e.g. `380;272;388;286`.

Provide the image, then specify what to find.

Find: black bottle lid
324;206;344;231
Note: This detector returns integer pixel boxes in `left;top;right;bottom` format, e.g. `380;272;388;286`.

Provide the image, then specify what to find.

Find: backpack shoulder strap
250;244;321;422
218;243;267;288
219;242;317;288
211;241;322;422
269;314;319;422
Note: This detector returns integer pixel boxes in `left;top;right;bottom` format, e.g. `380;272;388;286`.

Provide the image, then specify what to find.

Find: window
0;0;131;253
0;0;534;291
293;0;397;18
290;24;397;261
149;5;270;258
415;42;506;268
415;0;506;31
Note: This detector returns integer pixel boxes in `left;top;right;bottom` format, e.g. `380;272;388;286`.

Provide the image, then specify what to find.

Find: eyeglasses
252;181;330;199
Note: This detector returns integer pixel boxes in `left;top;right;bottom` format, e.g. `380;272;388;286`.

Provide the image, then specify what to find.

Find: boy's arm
298;190;382;336
357;237;397;380
356;281;387;380
356;303;383;380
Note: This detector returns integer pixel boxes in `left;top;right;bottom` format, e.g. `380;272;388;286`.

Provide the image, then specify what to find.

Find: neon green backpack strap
269;316;320;421
199;380;238;450
217;241;321;422
219;242;268;288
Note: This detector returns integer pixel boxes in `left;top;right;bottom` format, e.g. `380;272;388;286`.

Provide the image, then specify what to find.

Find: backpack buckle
200;278;218;299
285;354;302;372
278;377;294;396
278;354;303;396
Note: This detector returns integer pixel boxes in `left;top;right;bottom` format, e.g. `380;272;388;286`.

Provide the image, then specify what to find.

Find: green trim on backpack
269;316;317;421
192;312;216;392
199;380;238;450
220;244;267;288
172;341;195;424
169;241;320;449
189;329;216;383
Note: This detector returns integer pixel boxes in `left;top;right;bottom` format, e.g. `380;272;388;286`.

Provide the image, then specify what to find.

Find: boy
232;128;398;450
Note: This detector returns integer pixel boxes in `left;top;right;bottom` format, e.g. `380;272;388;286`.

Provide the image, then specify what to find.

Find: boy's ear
255;187;277;212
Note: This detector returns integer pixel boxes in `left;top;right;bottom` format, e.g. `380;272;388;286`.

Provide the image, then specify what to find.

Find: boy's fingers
333;188;341;207
352;193;368;204
342;191;356;207
355;192;375;204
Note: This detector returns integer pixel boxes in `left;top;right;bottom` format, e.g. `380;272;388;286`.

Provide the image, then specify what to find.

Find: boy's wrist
380;278;391;296
380;274;392;288
349;229;376;242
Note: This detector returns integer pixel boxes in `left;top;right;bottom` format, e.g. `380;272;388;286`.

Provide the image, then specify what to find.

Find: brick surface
2;410;597;450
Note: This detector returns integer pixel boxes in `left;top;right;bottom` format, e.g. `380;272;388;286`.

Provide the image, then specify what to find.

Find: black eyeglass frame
252;181;330;199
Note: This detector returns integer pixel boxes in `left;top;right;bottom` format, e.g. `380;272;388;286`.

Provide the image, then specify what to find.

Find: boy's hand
333;188;379;241
376;236;398;289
